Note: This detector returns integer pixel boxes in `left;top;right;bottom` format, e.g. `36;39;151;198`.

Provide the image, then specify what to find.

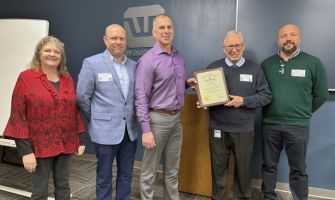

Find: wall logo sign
124;5;164;56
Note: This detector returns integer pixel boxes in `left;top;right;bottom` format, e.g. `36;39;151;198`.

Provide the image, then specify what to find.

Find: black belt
150;109;180;115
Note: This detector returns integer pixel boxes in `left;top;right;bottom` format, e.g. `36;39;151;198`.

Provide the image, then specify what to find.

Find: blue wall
1;0;334;190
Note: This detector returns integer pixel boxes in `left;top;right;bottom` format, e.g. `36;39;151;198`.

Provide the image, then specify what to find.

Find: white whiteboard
0;19;49;135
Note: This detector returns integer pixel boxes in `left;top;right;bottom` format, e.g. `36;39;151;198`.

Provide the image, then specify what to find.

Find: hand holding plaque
193;68;229;107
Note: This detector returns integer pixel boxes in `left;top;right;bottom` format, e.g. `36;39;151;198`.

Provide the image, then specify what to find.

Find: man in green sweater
261;24;329;200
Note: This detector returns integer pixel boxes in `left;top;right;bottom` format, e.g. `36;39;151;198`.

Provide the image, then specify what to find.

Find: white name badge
214;129;221;138
240;74;253;82
291;69;306;77
98;73;113;82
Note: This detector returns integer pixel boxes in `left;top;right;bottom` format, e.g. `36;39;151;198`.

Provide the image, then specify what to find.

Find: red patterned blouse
3;69;85;158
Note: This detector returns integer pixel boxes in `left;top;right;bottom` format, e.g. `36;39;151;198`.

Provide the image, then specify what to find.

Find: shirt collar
152;42;177;56
277;48;301;61
225;57;245;68
107;50;127;65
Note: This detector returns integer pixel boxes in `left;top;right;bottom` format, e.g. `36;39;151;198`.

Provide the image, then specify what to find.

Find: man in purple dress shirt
135;14;195;200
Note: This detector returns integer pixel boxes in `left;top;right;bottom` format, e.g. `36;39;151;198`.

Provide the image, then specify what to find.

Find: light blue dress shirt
109;54;130;98
225;57;245;68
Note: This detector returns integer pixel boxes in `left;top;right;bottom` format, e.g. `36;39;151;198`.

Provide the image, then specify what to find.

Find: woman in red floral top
3;36;85;200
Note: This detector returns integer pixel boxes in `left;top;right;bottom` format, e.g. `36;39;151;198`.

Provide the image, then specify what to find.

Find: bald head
105;24;125;36
277;24;301;56
278;24;300;36
103;24;126;62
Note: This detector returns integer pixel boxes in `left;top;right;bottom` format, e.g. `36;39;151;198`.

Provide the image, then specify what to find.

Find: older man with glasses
202;30;271;200
261;24;329;200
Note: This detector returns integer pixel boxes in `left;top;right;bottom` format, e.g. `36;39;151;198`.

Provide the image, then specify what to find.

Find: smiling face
223;32;245;63
39;42;62;69
103;24;126;60
152;15;174;49
278;24;301;56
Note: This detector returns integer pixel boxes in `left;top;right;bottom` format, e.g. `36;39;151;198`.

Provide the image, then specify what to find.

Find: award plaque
193;67;229;107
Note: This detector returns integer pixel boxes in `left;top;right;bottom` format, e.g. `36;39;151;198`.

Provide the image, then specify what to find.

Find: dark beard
281;41;297;55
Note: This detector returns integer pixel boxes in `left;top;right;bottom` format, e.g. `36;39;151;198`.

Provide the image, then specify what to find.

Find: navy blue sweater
207;58;272;133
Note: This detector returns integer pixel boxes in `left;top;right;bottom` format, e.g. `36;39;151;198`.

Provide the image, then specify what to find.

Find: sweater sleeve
15;138;33;157
312;60;329;112
243;68;272;109
79;132;85;145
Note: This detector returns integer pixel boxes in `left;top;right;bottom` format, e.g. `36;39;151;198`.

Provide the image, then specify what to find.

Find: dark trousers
261;123;309;200
209;128;254;200
94;132;137;200
31;154;71;200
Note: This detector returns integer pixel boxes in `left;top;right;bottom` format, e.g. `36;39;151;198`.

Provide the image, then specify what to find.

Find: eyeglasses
279;60;285;75
224;44;243;51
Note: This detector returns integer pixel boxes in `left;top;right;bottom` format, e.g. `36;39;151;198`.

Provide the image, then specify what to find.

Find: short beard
281;42;297;55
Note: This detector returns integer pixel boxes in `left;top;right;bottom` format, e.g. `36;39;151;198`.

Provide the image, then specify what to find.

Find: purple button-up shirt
135;42;186;133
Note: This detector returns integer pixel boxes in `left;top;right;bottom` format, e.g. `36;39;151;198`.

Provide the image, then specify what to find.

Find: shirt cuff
140;122;151;134
79;133;85;145
242;96;253;108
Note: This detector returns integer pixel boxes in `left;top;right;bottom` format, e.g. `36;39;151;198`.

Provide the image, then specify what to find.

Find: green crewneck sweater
261;51;328;126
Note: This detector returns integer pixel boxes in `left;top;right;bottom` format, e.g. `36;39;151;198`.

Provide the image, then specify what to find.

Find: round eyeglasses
224;44;243;51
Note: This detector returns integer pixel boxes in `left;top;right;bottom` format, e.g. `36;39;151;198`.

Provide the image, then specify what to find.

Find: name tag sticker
240;74;253;82
291;69;306;77
214;129;221;138
98;73;113;82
